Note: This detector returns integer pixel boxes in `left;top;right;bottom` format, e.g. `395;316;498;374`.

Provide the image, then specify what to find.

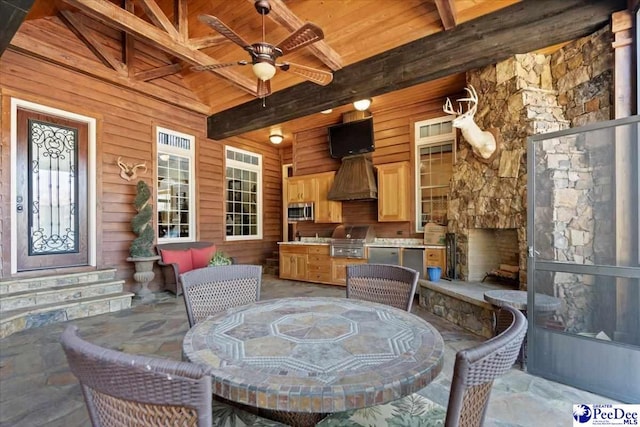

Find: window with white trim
225;146;262;240
156;127;195;242
414;116;456;232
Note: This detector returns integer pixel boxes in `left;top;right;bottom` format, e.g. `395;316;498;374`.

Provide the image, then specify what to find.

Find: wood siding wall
0;48;282;290
293;99;453;239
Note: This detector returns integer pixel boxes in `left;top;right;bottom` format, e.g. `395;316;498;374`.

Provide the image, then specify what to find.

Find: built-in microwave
288;202;314;222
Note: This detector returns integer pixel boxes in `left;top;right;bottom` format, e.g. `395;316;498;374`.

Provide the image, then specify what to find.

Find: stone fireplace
448;53;569;289
467;228;519;283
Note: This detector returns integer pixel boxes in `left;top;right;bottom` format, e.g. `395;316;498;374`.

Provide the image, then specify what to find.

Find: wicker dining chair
180;264;262;327
319;305;528;427
346;263;419;311
60;325;213;427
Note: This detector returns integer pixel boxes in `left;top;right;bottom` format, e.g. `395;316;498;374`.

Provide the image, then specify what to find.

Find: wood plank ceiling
7;0;626;144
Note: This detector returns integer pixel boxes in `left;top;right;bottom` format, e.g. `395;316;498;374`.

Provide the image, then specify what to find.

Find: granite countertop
279;237;445;249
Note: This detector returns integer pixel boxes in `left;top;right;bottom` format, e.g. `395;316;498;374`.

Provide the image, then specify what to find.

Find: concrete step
0;291;134;339
0;279;125;312
0;268;117;295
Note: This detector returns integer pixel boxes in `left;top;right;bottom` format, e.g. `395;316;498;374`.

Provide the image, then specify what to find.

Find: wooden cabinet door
331;258;367;286
279;246;308;280
425;248;446;272
281;253;309;280
291;254;308;280
377;162;410;222
287;177;315;203
314;172;342;223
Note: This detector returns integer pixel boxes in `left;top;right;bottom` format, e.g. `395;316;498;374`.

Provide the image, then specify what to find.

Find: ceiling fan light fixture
353;99;372;111
269;134;284;144
253;62;276;81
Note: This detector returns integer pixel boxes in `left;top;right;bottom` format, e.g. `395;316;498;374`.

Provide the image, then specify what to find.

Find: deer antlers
443;85;479;118
117;157;147;181
443;85;498;161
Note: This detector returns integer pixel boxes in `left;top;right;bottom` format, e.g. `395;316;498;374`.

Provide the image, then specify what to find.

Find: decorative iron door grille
16;109;89;271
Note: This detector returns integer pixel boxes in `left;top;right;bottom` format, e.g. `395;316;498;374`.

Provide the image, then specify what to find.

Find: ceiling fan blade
275;23;324;55
198;14;251;49
191;61;248;72
280;62;333;86
257;79;271;98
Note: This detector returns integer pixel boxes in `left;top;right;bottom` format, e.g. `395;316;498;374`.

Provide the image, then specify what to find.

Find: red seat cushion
160;249;193;274
190;245;217;269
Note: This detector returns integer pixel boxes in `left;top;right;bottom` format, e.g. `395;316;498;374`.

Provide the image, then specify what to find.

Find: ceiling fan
192;0;334;99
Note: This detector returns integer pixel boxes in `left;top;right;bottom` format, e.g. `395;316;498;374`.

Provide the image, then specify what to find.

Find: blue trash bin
427;266;441;282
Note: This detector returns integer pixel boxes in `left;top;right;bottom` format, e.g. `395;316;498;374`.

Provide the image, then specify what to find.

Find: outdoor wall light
269;134;284;144
353;99;372;111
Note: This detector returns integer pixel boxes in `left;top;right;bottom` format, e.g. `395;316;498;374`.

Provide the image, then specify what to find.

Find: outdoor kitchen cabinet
377;162;410;222
286;176;315;203
330;257;368;286
287;173;342;222
279;245;308;281
313;172;342;223
425;247;446;272
306;245;333;284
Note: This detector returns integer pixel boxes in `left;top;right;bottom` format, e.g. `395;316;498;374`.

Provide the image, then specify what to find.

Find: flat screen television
328;117;375;159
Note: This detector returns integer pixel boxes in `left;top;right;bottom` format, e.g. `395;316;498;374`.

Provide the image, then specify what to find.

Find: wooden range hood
327;154;378;201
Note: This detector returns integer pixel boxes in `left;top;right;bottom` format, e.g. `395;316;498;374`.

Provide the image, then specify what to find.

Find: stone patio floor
0;274;619;426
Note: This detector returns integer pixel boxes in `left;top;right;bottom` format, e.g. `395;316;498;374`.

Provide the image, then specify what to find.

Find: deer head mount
443;85;498;160
117;157;147;182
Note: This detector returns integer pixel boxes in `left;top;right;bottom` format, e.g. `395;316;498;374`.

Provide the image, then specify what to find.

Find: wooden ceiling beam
256;0;343;71
124;0;135;78
135;63;182;81
175;0;189;41
434;0;457;30
58;10;127;74
207;0;626;140
9;32;210;114
60;0;257;95
188;34;228;50
136;0;180;39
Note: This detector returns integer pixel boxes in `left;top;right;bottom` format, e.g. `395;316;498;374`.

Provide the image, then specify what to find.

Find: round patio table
483;290;562;368
183;297;444;426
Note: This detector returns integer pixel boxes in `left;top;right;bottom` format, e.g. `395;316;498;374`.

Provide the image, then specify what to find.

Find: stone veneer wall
535;26;615;333
448;54;568;289
551;26;613;126
448;25;613;295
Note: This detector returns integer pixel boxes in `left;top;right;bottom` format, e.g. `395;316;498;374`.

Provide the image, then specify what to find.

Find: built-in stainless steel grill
330;225;375;259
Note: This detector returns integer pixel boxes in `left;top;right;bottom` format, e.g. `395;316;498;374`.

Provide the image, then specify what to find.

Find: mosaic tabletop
183;297;444;414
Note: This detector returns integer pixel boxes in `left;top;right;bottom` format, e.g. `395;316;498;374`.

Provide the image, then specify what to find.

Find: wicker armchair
60;325;213;427
346;264;419;312
319;306;527;427
444;305;527;426
180;264;262;327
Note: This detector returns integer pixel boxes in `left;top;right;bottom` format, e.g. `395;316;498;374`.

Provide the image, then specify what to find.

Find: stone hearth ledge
419;279;510;338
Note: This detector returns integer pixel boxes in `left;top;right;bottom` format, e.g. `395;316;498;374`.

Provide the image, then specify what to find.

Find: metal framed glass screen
527;116;640;403
156;127;195;241
225;146;262;240
28;119;79;254
414;116;456;232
